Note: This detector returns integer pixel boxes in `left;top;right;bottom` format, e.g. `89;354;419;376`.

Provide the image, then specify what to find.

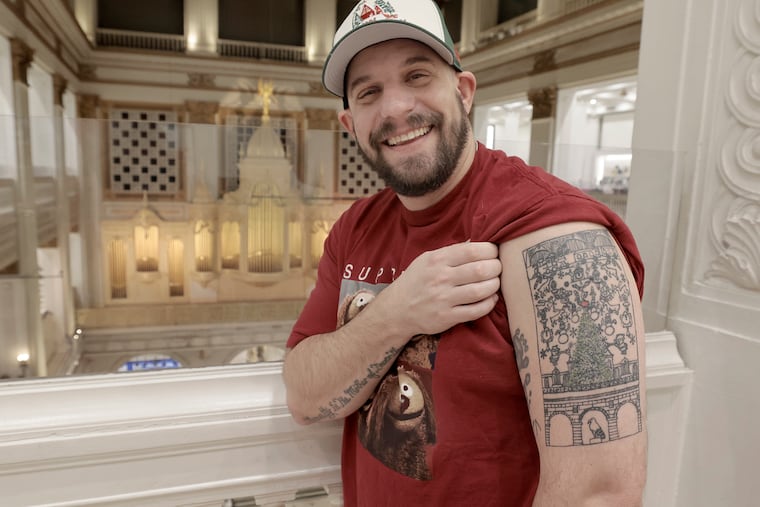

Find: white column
537;0;563;22
10;38;46;377
458;0;480;54
527;86;557;172
73;0;97;44
76;94;104;308
185;0;218;54
52;75;75;338
305;0;337;63
460;0;500;53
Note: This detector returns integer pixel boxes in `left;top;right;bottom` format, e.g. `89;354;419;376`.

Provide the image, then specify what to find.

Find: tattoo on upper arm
303;346;399;424
521;229;643;447
513;329;542;438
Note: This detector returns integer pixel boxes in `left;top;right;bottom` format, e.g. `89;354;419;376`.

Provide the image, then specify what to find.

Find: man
283;1;647;505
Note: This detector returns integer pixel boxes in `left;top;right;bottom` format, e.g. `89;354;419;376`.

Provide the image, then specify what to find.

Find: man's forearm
283;304;407;424
284;241;503;424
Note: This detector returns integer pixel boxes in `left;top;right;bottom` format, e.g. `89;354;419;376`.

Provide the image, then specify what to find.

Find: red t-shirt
288;144;644;506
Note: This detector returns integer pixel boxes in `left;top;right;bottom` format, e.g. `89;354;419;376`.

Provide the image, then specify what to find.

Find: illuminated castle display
100;81;338;305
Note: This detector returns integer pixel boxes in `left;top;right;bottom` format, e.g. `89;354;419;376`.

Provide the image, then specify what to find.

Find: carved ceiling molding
307;81;333;97
185;100;219;124
528;86;557;119
705;0;760;291
53;74;67;107
719;128;760;199
77;93;100;119
466;1;643;71
79;64;97;81
531;49;557;74
10;37;34;85
706;199;760;290
305;108;337;130
188;72;216;88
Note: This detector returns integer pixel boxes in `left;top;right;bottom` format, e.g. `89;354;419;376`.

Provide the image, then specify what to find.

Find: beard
355;99;470;197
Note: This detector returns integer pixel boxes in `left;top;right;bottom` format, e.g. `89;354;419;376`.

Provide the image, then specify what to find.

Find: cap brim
322;20;459;98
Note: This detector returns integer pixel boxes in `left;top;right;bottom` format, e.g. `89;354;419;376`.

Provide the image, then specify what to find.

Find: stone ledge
76;299;307;328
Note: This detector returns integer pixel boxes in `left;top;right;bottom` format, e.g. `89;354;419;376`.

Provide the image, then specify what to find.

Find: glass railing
0;113;684;380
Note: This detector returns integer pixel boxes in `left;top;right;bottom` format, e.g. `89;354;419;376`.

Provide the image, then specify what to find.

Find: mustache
368;112;443;149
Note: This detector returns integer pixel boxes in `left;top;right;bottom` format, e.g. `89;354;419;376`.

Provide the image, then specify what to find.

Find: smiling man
283;1;648;506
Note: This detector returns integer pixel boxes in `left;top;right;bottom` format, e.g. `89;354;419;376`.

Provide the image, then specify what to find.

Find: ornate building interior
0;0;646;378
0;0;757;506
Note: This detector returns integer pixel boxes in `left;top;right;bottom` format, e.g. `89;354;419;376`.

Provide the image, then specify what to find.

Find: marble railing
0;332;691;507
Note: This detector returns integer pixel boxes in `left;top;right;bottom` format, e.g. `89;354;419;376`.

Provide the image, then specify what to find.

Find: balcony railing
218;39;307;63
0;333;692;506
93;29;308;64
96;28;187;53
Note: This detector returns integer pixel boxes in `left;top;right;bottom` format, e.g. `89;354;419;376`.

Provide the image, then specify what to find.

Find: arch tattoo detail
522;229;642;447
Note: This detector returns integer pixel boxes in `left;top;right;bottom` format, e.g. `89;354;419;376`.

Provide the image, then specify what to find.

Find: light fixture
17;353;29;378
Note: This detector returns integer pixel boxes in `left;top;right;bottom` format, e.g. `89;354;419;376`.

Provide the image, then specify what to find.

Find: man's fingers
450;277;501;306
448;293;500;324
437;241;498;267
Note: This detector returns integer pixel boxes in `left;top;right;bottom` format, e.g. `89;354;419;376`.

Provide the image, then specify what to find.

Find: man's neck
396;137;478;211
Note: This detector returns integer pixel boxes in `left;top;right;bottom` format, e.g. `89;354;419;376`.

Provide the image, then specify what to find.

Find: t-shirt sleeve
286;219;343;349
475;183;645;298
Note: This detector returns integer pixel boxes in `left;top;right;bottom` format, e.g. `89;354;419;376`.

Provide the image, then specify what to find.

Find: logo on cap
352;0;399;28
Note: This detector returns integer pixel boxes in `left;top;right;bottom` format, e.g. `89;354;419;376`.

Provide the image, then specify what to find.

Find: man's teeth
386;127;431;146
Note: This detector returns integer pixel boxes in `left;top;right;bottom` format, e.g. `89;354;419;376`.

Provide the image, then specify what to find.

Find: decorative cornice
78;63;97;80
465;0;643;72
528;86;557;119
188;72;216;88
77;93;100;118
531;49;557;74
185;100;219;124
9;37;34;85
305;108;337;130
53;74;67;107
308;81;333;97
705;0;760;291
706;200;760;291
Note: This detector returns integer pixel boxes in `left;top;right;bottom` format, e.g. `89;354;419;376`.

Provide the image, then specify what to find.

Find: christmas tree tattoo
522;229;643;447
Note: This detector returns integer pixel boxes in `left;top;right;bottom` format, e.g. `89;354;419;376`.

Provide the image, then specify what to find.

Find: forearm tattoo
521;229;643;446
303;346;400;424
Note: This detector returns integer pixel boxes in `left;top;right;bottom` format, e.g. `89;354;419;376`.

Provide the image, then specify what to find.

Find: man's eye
406;72;430;84
357;88;378;100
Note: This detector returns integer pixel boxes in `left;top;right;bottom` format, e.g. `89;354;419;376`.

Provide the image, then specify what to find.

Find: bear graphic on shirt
337;286;439;481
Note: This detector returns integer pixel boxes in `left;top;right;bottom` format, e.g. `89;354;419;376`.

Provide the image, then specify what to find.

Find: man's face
338;39;475;197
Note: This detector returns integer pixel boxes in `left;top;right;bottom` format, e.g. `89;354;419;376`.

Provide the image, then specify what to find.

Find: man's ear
456;71;477;114
337;108;354;136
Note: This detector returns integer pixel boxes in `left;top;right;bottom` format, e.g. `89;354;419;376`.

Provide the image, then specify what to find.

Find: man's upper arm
499;222;647;504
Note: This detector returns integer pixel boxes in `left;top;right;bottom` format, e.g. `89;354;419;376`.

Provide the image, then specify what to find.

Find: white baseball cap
322;0;462;103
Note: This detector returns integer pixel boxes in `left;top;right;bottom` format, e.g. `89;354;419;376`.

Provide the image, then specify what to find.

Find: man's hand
375;241;502;337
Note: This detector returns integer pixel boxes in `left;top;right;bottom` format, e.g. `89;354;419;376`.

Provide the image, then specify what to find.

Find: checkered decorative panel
338;132;385;196
108;109;180;196
223;115;299;194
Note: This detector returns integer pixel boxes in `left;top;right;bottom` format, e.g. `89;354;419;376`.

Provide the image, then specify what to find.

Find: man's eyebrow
346;54;437;96
347;75;372;97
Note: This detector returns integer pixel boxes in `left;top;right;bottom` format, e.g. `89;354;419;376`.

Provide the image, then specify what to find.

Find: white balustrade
0;331;690;506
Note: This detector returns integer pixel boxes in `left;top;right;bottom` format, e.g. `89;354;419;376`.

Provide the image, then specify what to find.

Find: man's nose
379;85;415;119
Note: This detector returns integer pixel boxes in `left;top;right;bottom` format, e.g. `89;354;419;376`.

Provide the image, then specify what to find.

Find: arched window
108;238;127;298
247;183;285;273
194;220;214;272
167;238;184;296
134;224;159;271
220;220;240;269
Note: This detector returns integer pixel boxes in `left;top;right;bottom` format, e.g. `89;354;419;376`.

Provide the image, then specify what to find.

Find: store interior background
0;0;757;506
